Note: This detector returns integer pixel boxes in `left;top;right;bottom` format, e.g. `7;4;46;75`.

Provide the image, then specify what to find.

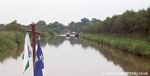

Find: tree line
0;20;67;37
69;8;150;39
0;7;150;39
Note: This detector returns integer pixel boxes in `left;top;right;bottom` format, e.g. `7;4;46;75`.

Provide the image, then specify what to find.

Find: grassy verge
81;34;150;59
0;31;25;62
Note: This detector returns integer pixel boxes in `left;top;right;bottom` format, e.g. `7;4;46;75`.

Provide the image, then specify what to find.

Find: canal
0;37;150;76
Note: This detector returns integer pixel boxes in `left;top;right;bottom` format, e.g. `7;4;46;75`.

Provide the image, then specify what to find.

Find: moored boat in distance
67;32;79;38
74;33;79;38
66;32;70;37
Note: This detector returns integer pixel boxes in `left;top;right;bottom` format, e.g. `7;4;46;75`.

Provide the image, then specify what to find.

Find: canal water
0;37;150;76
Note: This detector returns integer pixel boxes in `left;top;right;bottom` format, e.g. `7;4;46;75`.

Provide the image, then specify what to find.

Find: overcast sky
0;0;150;25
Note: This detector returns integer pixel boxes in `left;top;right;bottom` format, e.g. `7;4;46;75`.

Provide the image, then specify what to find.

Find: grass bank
81;34;150;59
0;31;25;62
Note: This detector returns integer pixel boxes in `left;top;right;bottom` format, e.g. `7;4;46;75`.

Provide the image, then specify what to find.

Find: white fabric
23;33;32;72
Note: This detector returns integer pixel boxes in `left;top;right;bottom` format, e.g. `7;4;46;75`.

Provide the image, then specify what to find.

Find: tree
36;20;47;26
5;20;25;33
81;18;90;25
0;24;5;31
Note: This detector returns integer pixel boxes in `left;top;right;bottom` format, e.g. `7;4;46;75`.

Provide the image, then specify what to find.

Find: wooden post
27;22;41;76
31;23;36;69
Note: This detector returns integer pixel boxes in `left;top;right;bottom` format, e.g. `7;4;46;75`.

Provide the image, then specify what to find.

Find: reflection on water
0;36;150;76
84;41;150;74
0;46;23;62
43;39;126;76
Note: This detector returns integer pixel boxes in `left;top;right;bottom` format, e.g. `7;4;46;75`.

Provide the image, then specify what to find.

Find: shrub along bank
81;34;150;59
